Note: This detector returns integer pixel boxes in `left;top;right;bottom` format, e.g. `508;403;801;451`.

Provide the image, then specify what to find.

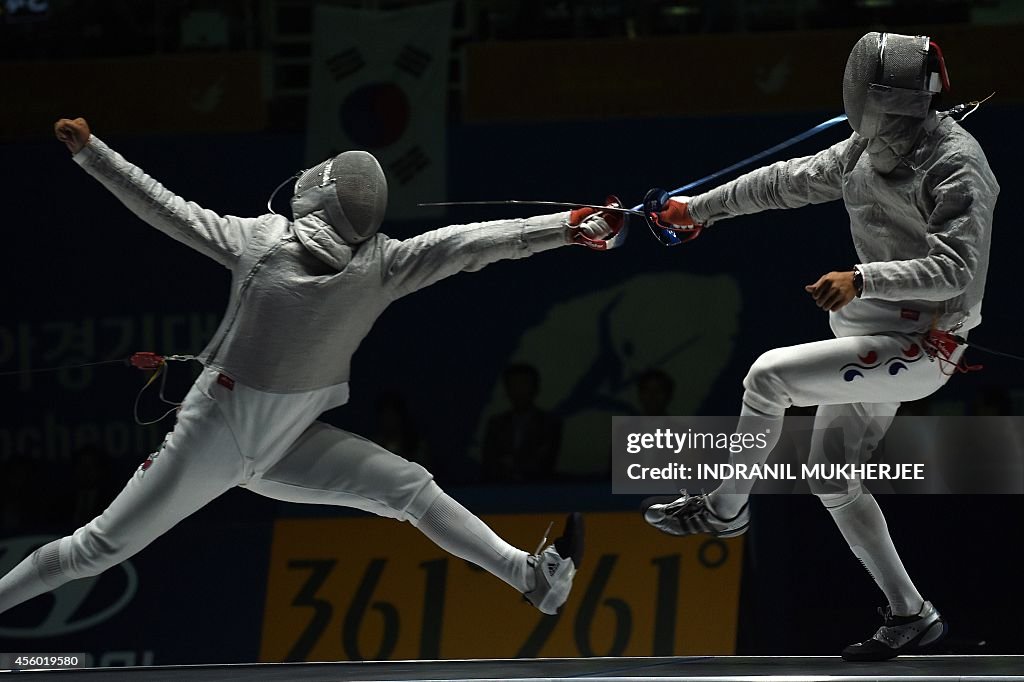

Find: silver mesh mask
290;151;387;245
843;32;938;139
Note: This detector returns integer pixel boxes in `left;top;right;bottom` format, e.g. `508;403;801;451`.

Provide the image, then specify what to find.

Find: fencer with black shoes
643;491;749;538
842;601;947;661
523;513;585;615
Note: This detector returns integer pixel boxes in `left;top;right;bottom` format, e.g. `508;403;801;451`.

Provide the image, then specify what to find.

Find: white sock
412;493;533;594
707;402;784;518
0;539;64;616
826;493;924;616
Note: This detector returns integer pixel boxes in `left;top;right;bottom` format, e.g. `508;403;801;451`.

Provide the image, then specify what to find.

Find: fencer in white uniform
0;117;621;620
643;33;998;660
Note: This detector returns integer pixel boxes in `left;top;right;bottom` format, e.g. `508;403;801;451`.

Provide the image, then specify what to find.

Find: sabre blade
418;200;644;217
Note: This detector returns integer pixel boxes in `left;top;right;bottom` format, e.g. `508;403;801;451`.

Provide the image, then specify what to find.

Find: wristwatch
852;266;864;297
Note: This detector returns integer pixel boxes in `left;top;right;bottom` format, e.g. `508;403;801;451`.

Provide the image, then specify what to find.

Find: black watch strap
853;267;864;297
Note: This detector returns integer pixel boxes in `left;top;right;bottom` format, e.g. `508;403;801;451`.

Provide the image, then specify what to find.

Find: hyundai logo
0;536;138;638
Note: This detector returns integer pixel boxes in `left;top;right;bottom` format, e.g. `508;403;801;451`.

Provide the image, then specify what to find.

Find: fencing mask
291;151;388;244
843;32;949;172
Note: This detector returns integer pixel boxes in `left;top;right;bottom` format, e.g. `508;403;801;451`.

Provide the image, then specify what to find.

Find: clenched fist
566;196;626;250
54;118;91;155
805;270;858;312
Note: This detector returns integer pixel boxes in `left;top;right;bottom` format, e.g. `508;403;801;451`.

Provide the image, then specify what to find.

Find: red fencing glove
658;197;699;228
567;195;627;250
643;188;704;245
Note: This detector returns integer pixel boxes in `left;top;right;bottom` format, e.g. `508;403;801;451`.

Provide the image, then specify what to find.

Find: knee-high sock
707;402;784;518
826;492;924;616
0;540;65;616
411;492;533;594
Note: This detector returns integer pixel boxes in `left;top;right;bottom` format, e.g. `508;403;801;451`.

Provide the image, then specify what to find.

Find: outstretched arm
381;213;569;298
683;135;860;227
57;118;257;268
381;205;619;298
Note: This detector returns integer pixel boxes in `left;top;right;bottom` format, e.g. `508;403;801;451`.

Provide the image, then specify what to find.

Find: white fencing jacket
689;113;998;334
76;137;570;392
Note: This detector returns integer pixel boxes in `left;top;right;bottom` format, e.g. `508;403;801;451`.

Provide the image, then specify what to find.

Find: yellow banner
260;511;742;662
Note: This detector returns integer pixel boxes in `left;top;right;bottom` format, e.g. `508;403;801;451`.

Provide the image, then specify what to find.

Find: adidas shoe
643;491;749;538
842;601;947;662
523;512;584;615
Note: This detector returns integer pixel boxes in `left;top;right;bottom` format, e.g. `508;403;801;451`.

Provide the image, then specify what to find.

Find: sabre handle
642;188;704;246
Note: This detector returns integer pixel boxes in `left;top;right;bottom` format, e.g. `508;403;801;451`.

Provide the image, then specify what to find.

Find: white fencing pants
726;328;963;617
0;367;439;615
710;331;961;516
742;332;959;416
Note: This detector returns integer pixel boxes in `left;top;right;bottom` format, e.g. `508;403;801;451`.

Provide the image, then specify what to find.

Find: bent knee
357;457;438;524
815;485;863;510
743;349;793;414
404;479;443;524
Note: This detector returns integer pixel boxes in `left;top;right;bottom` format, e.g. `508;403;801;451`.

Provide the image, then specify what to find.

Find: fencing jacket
689;113;998;335
75;137;570;392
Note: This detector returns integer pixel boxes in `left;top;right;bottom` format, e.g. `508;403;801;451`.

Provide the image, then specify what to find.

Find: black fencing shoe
643;491;749;538
523;513;584;615
842;601;947;662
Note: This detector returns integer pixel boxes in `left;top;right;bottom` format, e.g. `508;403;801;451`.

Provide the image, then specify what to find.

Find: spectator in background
482;364;562;483
372;392;427;466
635;368;675;415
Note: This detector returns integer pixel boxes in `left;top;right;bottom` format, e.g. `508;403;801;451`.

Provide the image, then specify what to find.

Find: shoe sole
713;522;749;538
